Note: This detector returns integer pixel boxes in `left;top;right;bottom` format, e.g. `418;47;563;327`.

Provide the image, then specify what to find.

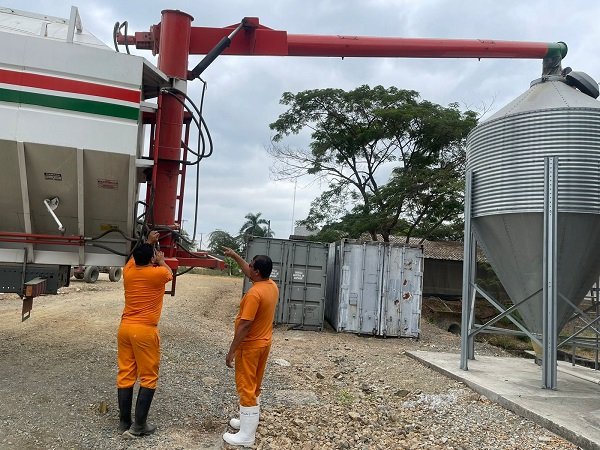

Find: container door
400;247;423;337
339;242;381;334
379;244;402;337
379;246;423;337
281;241;327;330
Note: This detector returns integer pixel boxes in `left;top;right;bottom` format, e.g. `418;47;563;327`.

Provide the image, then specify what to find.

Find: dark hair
133;243;154;266
251;255;272;279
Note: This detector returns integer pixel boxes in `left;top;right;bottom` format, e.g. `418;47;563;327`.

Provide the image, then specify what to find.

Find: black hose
112;21;130;54
161;90;206;165
87;242;129;257
89;227;137;242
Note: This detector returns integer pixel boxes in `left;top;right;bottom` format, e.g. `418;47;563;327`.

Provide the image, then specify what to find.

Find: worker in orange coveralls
117;230;173;437
222;247;278;447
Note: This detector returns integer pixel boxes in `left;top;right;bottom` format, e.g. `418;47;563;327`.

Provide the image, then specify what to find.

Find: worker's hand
153;251;165;265
225;350;235;368
223;247;237;258
146;231;160;245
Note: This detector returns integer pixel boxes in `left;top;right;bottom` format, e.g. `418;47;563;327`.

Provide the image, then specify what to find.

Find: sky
3;1;600;247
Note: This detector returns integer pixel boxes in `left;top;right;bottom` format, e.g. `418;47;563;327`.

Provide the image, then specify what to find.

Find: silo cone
467;73;600;352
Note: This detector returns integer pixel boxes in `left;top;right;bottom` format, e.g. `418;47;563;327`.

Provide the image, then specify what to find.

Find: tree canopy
239;212;274;240
207;230;241;255
268;85;478;242
207;230;242;276
207;211;275;276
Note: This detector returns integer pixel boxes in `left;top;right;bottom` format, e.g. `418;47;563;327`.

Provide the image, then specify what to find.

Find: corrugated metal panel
244;237;328;330
325;240;423;337
467;85;600;218
380;245;423;338
338;240;382;334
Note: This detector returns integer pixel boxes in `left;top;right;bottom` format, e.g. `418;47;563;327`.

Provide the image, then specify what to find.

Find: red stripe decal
0;68;140;103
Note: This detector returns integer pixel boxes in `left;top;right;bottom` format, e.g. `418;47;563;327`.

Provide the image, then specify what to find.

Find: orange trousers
235;345;271;407
117;323;160;389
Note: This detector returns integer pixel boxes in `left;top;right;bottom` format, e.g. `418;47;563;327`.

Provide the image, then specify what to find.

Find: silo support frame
558;293;600;346
542;156;558;389
460;170;475;370
470;285;541;346
460;169;546;375
461;157;565;388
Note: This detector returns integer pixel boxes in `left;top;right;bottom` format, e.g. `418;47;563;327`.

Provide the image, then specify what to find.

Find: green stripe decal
0;88;139;121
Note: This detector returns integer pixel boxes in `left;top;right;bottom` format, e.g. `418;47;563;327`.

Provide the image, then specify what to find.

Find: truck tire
83;266;99;283
108;267;122;282
74;272;84;280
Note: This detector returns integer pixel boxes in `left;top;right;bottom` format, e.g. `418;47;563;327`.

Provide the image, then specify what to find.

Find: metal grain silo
463;70;600;386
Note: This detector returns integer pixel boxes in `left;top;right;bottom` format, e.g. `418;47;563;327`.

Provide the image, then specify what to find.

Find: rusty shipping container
325;240;423;337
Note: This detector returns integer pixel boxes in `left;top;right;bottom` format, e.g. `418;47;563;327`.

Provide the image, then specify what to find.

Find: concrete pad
407;351;600;450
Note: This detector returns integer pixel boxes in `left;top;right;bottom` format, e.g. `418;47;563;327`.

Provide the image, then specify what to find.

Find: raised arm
222;247;252;278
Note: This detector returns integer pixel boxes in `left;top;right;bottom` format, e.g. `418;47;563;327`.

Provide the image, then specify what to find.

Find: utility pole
291;179;297;236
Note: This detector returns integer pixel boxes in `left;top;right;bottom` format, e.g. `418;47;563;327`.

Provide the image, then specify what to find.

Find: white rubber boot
229;396;260;430
223;405;259;447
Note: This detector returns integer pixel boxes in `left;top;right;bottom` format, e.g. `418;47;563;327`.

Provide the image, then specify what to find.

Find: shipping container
243;237;328;330
325;240;423;337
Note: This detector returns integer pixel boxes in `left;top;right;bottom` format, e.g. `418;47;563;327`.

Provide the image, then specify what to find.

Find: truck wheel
74;272;84;280
83;266;99;283
109;267;122;282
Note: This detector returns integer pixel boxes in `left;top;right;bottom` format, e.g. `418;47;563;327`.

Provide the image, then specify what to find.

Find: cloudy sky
3;1;599;246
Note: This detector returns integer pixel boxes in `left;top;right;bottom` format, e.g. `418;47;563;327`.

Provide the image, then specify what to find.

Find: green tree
269;85;478;242
239;212;274;239
207;230;241;254
207;230;242;276
178;228;197;251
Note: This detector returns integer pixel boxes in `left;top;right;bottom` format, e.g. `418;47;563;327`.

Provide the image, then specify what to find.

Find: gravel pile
0;274;580;449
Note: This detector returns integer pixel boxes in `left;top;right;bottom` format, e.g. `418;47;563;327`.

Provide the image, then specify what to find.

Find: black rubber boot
124;387;156;437
117;387;133;432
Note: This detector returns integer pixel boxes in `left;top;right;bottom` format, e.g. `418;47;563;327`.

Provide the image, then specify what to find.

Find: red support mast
153;10;192;253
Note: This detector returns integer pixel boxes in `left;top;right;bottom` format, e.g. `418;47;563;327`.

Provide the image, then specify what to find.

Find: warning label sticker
44;172;62;181
98;179;118;189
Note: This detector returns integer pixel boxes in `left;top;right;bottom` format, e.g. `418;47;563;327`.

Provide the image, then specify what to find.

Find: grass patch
338;390;354;404
484;334;531;351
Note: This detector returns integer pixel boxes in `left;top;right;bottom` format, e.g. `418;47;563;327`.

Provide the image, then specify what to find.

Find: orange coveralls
117;257;172;390
234;279;279;407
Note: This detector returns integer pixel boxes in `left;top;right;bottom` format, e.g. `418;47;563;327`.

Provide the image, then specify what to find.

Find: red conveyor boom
117;12;566;276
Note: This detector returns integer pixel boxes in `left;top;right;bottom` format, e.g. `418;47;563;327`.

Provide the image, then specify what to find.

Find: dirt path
0;274;578;449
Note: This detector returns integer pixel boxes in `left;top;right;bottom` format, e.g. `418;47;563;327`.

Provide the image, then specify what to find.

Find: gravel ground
0;273;581;450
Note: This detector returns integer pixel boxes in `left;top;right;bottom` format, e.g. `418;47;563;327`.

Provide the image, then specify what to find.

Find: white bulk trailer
325;240;423;337
0;7;169;292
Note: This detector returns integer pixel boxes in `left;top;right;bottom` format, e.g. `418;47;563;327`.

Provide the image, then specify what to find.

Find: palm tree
239;212;274;238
